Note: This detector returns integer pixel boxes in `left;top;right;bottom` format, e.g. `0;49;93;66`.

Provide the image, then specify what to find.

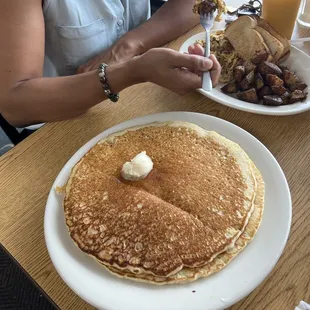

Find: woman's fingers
170;50;214;72
209;54;222;87
174;68;202;94
186;47;221;86
177;54;221;91
137;48;221;96
188;44;205;57
187;44;206;75
164;50;221;91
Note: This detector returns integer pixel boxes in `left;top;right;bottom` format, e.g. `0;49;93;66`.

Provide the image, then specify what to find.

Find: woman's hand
133;48;221;95
188;43;221;85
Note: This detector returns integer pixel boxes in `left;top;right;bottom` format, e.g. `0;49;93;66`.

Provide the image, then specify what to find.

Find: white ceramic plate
179;32;310;116
45;112;291;310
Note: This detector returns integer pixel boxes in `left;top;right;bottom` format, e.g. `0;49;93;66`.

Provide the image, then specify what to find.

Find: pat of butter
121;151;153;181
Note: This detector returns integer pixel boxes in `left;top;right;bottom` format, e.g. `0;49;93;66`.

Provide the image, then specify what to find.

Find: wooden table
1;22;310;310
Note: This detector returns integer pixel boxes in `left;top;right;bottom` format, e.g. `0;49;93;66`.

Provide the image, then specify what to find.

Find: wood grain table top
1;22;310;310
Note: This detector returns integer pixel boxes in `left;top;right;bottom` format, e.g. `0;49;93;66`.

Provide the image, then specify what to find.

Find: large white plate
44;112;291;310
179;32;310;116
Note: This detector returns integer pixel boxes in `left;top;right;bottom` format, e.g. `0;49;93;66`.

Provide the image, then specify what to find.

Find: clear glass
262;0;302;39
298;0;310;27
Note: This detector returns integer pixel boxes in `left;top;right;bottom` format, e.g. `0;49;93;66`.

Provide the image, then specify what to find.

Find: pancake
64;122;258;278
104;163;264;284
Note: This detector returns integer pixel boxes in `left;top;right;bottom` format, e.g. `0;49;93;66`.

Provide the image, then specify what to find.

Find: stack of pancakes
63;122;264;284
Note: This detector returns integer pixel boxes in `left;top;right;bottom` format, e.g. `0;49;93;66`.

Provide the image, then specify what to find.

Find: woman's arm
0;0;219;127
78;0;199;73
119;0;200;54
0;0;137;127
4;66;137;127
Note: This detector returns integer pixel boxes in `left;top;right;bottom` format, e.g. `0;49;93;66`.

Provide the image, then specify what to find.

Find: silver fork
200;11;215;91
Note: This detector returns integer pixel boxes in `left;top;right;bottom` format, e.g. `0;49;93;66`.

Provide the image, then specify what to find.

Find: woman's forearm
1;60;138;127
1;48;221;127
76;1;199;74
116;0;199;55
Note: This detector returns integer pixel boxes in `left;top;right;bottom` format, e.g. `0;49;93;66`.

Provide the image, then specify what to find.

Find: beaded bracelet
98;63;119;103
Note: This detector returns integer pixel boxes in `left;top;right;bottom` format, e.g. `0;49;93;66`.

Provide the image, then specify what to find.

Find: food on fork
193;0;216;15
193;0;227;21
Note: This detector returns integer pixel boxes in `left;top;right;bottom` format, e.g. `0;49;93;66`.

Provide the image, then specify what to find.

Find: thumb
170;51;213;72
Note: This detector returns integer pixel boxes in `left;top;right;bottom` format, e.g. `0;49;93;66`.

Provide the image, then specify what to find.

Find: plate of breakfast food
44;112;291;310
180;16;310;115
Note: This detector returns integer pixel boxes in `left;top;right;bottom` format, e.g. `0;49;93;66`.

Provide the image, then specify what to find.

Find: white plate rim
179;31;310;116
44;112;292;310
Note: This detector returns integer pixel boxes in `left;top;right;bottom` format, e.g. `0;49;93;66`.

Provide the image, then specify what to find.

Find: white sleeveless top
43;0;150;77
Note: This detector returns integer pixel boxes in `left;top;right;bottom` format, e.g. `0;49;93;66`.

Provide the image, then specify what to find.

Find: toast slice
225;16;271;62
277;50;291;64
252;16;290;60
254;26;284;62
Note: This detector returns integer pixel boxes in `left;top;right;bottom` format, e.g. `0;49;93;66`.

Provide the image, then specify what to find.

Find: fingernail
202;58;212;70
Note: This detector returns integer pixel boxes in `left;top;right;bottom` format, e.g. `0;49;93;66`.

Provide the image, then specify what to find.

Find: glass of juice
298;0;310;27
262;0;302;39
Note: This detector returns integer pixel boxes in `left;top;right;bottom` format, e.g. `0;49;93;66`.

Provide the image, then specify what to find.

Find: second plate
179;31;310;116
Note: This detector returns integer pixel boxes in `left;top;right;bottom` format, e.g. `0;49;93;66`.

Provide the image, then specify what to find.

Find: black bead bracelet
98;63;119;103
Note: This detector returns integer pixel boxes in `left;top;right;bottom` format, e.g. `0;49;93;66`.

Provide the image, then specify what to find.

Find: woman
0;0;221;127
